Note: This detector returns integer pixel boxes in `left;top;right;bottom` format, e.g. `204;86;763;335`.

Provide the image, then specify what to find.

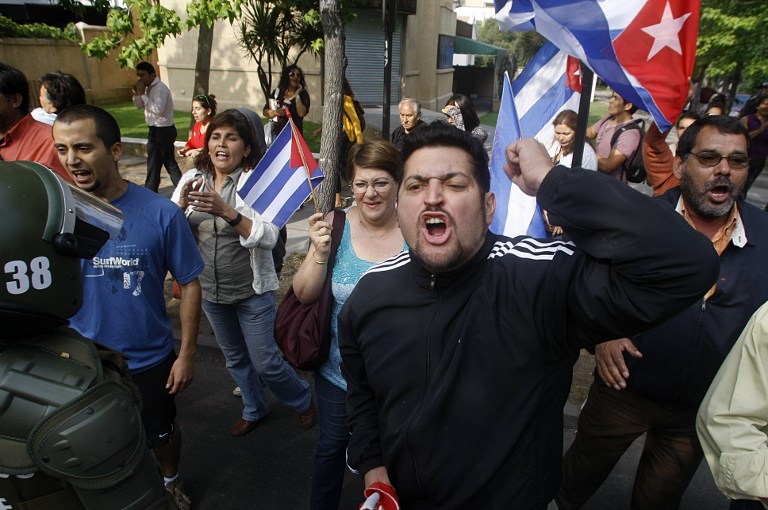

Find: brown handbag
274;209;346;370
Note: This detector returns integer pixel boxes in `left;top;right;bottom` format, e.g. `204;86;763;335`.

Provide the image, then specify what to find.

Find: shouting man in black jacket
339;122;719;510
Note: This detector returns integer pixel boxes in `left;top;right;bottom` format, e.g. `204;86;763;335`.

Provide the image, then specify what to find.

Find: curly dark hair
40;72;86;112
278;65;308;93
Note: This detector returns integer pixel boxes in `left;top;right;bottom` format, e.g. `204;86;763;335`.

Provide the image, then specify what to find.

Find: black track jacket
339;166;720;509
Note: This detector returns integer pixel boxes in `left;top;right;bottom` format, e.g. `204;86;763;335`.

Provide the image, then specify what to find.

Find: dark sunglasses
687;151;750;170
288;71;302;78
195;95;210;107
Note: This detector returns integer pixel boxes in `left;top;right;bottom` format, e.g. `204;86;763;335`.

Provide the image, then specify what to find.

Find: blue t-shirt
69;182;204;373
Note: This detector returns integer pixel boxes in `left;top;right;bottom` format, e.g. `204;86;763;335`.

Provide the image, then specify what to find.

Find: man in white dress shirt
132;61;182;192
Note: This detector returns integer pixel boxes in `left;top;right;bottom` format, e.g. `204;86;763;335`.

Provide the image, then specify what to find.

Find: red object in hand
360;482;400;510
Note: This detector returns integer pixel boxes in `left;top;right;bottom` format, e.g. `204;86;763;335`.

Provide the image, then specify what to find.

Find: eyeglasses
288;71;302;78
687;151;750;170
351;180;395;194
195;95;210;107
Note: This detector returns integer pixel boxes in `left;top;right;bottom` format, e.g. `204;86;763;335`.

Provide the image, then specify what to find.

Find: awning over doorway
453;36;506;56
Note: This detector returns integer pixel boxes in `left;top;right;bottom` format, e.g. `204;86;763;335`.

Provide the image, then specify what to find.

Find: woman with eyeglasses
292;139;405;510
263;65;310;141
178;94;217;160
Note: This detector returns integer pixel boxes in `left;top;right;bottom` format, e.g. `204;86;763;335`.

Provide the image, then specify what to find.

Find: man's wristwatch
227;212;243;227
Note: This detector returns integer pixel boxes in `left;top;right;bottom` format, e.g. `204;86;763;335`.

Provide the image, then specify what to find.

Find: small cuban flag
238;120;324;228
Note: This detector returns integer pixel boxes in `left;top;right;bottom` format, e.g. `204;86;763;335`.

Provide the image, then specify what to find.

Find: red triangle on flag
566;56;582;94
290;123;318;173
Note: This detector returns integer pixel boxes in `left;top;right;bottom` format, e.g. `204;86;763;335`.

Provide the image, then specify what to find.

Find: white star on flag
641;2;692;60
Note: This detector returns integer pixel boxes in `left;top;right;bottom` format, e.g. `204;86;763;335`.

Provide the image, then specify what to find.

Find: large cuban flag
238;122;324;228
494;0;700;131
490;42;581;237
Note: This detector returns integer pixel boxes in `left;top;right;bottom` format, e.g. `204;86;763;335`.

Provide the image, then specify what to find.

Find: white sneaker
232;386;242;397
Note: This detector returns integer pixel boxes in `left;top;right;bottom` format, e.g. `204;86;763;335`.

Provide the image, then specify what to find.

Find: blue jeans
310;374;349;510
202;292;311;421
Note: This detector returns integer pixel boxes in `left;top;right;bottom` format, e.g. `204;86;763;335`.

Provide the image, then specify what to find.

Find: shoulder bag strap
326;209;346;268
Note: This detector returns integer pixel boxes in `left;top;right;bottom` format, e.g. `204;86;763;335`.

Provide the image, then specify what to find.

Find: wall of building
400;0;456;111
0;27;137;106
157;0;324;122
157;1;456;120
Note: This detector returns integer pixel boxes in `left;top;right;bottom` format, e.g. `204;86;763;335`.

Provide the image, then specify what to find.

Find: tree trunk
191;23;214;129
318;0;344;214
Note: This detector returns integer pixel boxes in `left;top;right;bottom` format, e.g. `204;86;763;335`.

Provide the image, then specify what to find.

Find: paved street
172;344;730;509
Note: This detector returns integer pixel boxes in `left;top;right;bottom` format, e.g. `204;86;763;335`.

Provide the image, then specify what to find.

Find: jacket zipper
405;273;438;503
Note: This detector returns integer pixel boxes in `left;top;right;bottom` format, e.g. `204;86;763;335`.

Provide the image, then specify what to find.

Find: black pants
558;381;703;510
730;501;764;509
146;125;182;192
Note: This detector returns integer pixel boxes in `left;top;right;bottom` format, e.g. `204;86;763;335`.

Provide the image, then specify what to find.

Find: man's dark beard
679;171;741;219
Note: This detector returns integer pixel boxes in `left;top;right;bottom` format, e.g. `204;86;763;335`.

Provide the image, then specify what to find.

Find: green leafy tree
476;17;544;72
81;0;242;69
235;0;323;103
79;0;243;113
697;0;768;103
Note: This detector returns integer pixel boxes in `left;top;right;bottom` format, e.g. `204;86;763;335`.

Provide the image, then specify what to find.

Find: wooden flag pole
286;111;321;214
572;63;594;170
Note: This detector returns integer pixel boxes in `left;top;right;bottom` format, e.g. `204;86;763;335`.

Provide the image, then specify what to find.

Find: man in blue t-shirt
53;104;203;510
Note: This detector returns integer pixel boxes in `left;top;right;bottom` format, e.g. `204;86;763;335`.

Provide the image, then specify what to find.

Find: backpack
610;119;646;183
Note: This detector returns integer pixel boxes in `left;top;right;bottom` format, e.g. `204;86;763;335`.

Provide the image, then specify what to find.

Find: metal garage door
345;10;403;106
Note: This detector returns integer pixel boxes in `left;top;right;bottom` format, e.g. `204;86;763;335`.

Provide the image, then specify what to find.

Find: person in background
132;61;182;192
391;98;425;151
441;93;488;144
705;94;727;116
698;301;768;510
587;91;641;182
0;63;70;182
53;104;203;510
338;77;364;208
263;64;310;141
178;93;217;161
292;139;404;510
31;71;86;126
739;81;768;119
739;94;768;199
644;110;701;196
172;110;316;439
547;109;597;170
558;116;768;510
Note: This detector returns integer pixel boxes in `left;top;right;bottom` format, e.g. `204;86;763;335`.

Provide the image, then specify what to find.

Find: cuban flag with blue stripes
494;0;699;131
490;42;579;238
238;122;324;228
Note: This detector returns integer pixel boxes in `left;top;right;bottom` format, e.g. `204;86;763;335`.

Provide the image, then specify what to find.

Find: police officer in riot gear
0;162;174;509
